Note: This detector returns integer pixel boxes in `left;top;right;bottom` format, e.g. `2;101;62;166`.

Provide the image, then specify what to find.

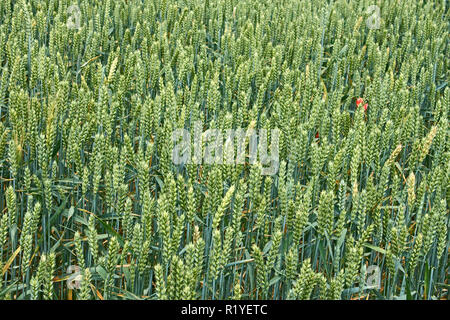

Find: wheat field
0;0;448;300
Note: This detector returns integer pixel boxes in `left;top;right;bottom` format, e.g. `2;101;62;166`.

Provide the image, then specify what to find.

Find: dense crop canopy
0;0;448;300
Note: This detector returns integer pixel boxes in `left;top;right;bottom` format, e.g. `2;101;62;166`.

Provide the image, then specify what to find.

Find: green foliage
0;0;448;300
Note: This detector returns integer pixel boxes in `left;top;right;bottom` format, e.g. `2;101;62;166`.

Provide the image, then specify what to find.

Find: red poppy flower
363;103;368;111
356;98;364;107
315;131;319;139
